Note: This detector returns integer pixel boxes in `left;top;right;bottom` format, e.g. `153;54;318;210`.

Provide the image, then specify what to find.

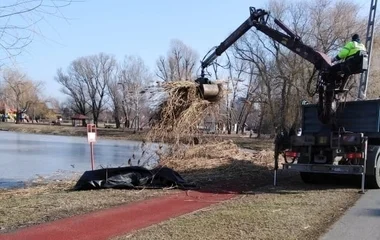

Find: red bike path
0;190;237;240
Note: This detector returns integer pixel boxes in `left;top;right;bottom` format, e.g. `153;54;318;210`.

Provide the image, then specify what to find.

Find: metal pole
360;136;368;194
274;146;279;186
90;142;95;170
274;169;277;186
358;0;378;99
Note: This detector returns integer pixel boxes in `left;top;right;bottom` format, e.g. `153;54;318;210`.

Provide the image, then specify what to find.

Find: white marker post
87;124;97;170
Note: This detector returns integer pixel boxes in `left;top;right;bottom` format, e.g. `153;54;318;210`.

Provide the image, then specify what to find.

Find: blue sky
5;0;372;102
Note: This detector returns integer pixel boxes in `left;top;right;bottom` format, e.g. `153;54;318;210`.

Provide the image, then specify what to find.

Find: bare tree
156;39;199;82
56;52;117;126
55;67;90;123
235;61;260;134
0;0;76;63
221;52;248;134
118;55;152;130
59;100;74;120
1;68;43;123
87;53;116;126
106;67;123;128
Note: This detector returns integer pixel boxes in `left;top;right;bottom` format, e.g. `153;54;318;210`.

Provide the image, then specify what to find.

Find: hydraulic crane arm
197;6;367;126
200;7;331;77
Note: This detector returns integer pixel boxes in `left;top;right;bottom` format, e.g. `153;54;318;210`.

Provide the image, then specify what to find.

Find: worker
329;34;367;89
332;33;366;63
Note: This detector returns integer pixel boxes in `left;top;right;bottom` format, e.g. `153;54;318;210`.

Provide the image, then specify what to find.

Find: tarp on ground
73;166;196;190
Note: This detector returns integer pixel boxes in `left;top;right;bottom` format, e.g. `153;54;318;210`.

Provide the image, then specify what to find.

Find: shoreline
0;122;148;142
0;122;274;150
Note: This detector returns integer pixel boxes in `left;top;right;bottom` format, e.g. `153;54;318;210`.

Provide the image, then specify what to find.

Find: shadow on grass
177;159;366;195
230;138;274;151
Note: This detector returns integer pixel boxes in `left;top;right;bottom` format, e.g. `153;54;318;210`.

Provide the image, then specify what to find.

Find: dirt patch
114;178;360;240
0;178;176;233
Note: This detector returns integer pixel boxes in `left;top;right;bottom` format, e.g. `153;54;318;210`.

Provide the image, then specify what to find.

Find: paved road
320;189;380;240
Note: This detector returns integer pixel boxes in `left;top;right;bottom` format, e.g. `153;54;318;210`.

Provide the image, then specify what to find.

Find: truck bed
302;99;380;134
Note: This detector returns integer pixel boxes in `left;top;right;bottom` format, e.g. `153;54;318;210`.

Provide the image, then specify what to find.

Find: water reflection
0;131;160;187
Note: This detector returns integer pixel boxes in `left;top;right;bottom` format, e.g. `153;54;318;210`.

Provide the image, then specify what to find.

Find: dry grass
0;178;175;233
161;140;273;168
155;140;280;189
114;178;360;240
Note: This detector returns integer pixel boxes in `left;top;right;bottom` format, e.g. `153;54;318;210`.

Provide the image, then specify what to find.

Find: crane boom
197;6;368;125
200;7;332;77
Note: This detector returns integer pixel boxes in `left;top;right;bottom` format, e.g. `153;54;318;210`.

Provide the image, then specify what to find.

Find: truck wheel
366;158;380;189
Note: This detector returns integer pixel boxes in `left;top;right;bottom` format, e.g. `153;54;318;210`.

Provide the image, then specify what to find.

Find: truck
273;0;378;193
276;98;380;192
193;3;377;192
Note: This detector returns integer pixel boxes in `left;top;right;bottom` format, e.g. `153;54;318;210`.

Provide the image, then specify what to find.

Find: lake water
0;131;160;188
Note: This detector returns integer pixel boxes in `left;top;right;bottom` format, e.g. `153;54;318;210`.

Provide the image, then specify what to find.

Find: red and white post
87;124;97;170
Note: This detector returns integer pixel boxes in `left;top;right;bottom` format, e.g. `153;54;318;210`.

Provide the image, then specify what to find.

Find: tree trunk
227;111;232;134
115;117;121;128
240;110;250;134
93;112;98;127
256;111;264;139
15;111;21;124
124;119;130;128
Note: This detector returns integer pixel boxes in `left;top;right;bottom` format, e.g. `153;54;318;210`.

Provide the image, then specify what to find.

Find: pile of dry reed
141;80;276;177
146;80;224;145
159;140;274;171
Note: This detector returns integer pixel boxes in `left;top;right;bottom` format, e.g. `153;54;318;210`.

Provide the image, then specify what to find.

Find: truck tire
366;157;380;189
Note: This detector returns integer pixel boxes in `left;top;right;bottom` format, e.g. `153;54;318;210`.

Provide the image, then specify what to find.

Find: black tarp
73;166;196;190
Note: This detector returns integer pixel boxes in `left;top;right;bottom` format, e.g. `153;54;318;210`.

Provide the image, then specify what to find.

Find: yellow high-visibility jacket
338;41;367;60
